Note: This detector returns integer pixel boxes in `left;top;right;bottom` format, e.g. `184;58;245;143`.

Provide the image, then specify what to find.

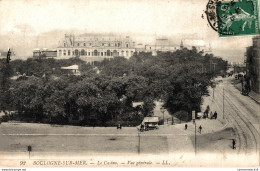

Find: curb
248;93;260;105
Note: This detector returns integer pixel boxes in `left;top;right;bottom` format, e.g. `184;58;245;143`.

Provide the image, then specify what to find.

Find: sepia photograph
0;0;259;169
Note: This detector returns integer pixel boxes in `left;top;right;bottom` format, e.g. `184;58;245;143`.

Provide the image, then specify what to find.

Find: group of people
203;105;217;119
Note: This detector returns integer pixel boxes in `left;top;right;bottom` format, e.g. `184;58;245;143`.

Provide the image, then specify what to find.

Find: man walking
199;125;202;134
185;124;188;130
232;139;236;149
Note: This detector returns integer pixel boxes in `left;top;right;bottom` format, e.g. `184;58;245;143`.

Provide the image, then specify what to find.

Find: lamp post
192;110;196;155
160;107;166;125
194;121;197;155
138;132;140;154
223;88;224;120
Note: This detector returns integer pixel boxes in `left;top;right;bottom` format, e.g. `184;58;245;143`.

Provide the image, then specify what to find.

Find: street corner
190;126;237;154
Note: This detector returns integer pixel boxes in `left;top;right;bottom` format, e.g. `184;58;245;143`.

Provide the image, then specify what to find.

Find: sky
0;0;259;63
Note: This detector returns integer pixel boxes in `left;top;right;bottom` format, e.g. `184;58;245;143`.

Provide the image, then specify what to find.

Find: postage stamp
206;0;260;37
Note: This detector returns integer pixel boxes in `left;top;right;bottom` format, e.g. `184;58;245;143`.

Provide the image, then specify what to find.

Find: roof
61;65;79;70
142;117;159;123
132;102;144;107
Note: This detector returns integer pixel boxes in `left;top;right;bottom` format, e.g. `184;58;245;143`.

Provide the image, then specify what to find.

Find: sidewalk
234;82;260;104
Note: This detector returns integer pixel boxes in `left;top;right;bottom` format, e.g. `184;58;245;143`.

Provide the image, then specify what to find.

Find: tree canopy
0;48;227;125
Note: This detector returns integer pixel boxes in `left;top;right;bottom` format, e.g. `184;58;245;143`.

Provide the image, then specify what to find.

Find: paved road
211;76;260;155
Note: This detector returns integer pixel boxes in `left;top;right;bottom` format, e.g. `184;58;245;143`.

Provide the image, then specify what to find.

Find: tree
43;78;69;123
0;59;13;111
11;77;45;121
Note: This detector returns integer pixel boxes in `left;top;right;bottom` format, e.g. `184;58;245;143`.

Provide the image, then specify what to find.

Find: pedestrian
214;111;217;119
232;139;236;149
210;111;213;119
140;124;144;132
185;124;188;130
199;125;202;134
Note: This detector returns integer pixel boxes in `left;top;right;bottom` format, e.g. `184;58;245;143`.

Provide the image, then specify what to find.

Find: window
118;43;120;47
59;50;61;56
81;49;85;56
107;50;111;56
84;43;86;46
126;44;129;48
101;52;103;56
104;52;107;56
94;50;98;56
75;49;79;56
115;43;117;47
77;43;80;46
102;43;104;46
88;52;90;56
126;51;128;56
68;50;71;56
63;50;66;56
108;43;110;47
64;43;66;47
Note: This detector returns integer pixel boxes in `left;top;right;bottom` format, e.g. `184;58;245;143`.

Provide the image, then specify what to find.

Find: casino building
57;34;136;62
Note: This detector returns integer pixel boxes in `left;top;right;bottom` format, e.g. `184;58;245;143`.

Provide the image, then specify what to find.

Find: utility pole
223;88;224;119
138;133;140;154
192;110;196;155
160;107;166;125
195;122;197;155
212;89;214;102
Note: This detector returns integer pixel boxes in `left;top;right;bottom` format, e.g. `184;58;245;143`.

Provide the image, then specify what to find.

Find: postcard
0;0;259;169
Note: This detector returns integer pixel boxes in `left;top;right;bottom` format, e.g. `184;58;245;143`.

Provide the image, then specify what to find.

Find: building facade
246;36;260;93
33;48;57;59
57;34;135;62
144;39;181;53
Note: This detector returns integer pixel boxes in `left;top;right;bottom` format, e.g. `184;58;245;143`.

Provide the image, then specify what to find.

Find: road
210;76;260;155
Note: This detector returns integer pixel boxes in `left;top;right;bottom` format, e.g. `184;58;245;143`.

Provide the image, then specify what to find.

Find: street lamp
192;110;196;155
160;107;166;125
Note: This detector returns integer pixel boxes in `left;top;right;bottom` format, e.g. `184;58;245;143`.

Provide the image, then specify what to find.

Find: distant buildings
144;39;181;53
0;49;15;59
143;39;208;55
0;50;8;58
33;48;57;59
246;36;260;93
32;33;211;63
57;34;135;62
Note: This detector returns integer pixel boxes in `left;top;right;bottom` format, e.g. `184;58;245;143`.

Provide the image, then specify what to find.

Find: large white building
57;34;135;62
